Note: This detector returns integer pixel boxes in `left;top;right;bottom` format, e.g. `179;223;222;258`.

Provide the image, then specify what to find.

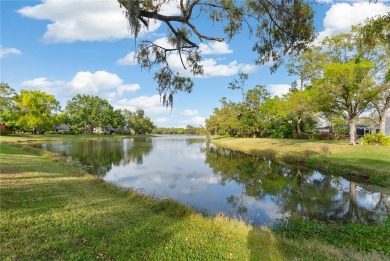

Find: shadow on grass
1;144;194;260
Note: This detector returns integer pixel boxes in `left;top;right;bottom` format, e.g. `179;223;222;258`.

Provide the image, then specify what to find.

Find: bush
361;133;390;146
315;132;334;140
0;125;11;136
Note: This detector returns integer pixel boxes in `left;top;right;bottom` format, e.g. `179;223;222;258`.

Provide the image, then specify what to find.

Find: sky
1;0;389;128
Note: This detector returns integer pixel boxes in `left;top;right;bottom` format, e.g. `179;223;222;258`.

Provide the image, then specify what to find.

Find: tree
314;61;379;144
206;97;239;136
284;89;316;135
127;109;155;135
65;94;116;134
0;82;17;127
228;72;248;102
14;90;60;133
358;14;390;134
118;0;315;97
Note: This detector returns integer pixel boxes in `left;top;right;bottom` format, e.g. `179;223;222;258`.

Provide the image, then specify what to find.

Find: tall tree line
206;16;390;144
0;89;155;135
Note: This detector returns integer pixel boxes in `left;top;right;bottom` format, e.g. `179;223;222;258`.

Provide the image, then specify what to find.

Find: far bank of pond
1;141;389;259
212;137;390;187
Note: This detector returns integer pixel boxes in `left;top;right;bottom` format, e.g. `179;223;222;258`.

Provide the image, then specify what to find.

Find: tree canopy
118;0;315;97
14;90;61;134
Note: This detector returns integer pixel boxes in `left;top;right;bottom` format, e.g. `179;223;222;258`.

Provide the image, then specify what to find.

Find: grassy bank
212;137;390;187
1;143;388;260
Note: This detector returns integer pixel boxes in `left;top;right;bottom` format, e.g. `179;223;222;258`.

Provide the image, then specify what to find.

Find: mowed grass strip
212;137;390;187
0;143;386;260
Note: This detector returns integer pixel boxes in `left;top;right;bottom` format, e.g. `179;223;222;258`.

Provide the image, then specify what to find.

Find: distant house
315;124;372;137
54;124;70;132
105;128;116;135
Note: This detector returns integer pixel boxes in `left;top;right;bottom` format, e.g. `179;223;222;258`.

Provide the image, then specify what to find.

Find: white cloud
316;2;390;43
154;117;168;123
180;116;206;127
17;0;161;42
199;42;233;55
21;77;65;96
67;71;123;94
117;51;137;66
117;84;140;95
22;77;65;89
114;94;168;115
1;45;22;58
267;84;290;97
22;71;139;98
167;54;258;78
181;109;198;116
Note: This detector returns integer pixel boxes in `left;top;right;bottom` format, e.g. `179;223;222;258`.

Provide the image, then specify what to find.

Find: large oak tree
118;0;315;98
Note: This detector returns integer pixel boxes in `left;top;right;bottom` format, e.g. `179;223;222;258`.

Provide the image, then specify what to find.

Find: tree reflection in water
40;137;153;176
204;143;390;225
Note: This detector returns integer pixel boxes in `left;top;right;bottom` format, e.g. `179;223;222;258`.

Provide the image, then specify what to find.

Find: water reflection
37;136;389;225
41;138;153;175
205;143;389;225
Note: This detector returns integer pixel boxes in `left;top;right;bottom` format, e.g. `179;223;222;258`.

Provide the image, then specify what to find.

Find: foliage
14;90;61;133
0;82;17;123
117;0;315;99
122;109;155;135
65;95;124;134
361;133;390;146
273;217;390;255
213;137;390;186
153;125;206;135
0;124;11;136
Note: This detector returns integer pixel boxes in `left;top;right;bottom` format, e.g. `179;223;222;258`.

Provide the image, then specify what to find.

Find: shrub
361;133;390;146
315;132;334;140
0;125;11;136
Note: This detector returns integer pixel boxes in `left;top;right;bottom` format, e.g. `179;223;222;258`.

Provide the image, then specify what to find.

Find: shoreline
1;140;389;259
211;137;390;188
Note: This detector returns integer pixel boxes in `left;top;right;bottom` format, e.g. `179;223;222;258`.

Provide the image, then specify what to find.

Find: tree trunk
297;116;302;135
379;109;388;134
347;182;357;222
348;118;357;145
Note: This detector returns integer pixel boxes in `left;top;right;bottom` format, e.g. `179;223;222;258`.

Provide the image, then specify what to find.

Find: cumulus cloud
316;2;390;43
267;84;290;97
22;71;139;98
22;77;65;89
67;71;123;94
154;117;168;123
117;51;137;66
114;94;168;115
180;116;206;127
21;77;65;95
17;0;161;42
119;37;257;77
199;42;233;55
1;45;22;58
167;54;258;78
180;109;199;116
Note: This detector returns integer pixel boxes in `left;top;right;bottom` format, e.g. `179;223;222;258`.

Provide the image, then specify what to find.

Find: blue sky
1;0;389;128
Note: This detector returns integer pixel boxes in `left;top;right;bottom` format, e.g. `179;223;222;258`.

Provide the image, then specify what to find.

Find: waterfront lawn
0;143;388;260
212;137;390;187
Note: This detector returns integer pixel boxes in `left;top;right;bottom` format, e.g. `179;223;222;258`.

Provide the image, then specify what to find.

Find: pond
37;135;390;226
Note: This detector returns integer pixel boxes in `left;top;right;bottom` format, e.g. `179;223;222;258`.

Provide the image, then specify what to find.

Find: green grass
212;137;390;187
1;142;388;260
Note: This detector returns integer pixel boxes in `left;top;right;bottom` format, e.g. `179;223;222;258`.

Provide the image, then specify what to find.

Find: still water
37;135;389;225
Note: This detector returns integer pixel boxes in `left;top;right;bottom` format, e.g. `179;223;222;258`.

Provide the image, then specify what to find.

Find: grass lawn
1;141;388;260
212;137;390;187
